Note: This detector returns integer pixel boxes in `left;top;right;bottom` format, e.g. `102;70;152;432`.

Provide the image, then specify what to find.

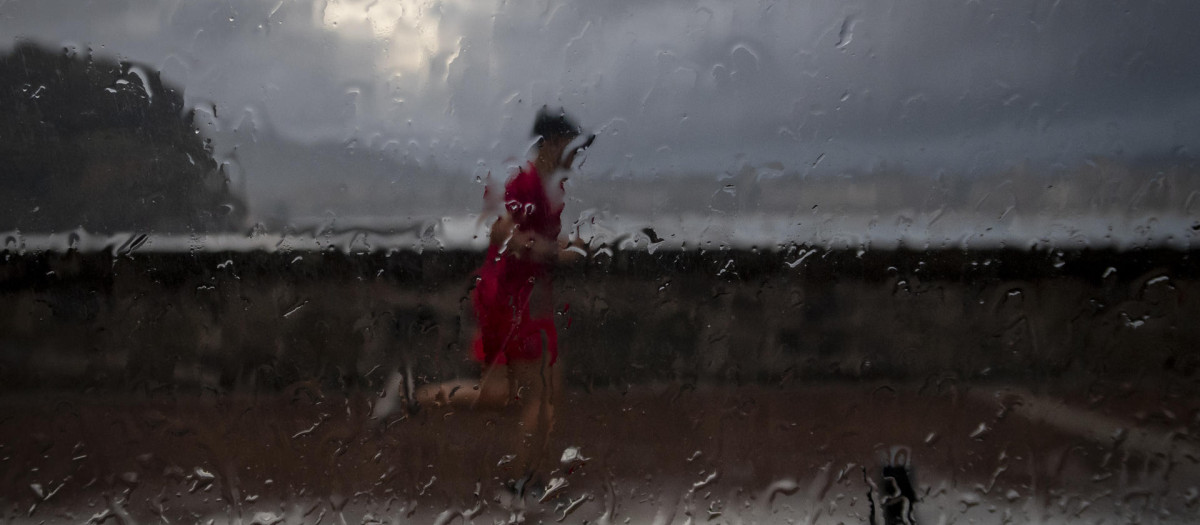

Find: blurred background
2;1;1199;523
0;0;1198;242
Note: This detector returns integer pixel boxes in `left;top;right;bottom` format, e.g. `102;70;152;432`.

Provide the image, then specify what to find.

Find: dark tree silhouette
0;42;247;233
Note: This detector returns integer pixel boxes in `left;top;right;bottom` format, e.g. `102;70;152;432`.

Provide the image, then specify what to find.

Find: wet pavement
3;380;1198;524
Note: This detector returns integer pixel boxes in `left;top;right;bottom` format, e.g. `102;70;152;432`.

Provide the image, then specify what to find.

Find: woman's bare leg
507;350;561;479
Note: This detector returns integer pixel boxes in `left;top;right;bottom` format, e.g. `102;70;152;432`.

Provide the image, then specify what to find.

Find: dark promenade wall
1;248;1198;393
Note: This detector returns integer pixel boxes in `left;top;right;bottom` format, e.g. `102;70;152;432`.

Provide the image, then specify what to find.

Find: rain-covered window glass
3;1;1199;523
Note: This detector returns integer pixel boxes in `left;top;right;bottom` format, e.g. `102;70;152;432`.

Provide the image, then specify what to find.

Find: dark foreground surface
2;248;1199;523
2;381;1199;524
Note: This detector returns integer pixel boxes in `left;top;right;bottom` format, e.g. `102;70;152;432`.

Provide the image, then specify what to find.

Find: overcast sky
2;0;1199;179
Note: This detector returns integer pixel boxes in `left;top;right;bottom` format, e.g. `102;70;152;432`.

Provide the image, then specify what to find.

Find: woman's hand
524;232;560;264
554;236;588;264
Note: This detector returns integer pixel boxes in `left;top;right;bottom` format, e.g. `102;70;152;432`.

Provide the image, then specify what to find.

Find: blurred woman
415;106;594;488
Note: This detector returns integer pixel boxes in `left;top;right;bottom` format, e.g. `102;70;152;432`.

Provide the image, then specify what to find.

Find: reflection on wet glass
3;0;1200;523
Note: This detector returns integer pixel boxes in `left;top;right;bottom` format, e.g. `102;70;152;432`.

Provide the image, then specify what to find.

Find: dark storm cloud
2;0;1198;176
854;1;1200;137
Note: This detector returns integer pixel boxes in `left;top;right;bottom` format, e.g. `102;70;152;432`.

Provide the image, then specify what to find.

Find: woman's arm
488;213;517;250
490;213;559;263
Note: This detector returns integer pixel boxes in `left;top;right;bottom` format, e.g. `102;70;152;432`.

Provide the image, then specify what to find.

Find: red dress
471;164;563;365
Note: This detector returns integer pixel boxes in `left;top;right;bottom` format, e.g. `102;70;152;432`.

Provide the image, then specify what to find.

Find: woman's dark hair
531;106;581;142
